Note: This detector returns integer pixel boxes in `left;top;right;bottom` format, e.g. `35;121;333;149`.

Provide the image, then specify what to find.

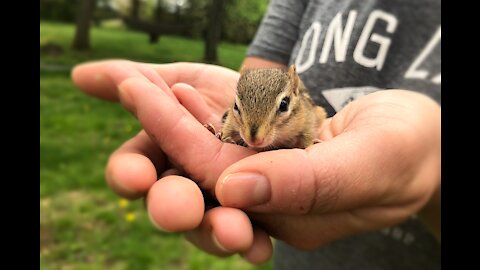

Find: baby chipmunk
206;65;326;151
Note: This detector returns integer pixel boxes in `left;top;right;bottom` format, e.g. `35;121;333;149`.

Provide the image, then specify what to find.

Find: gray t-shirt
248;0;440;116
247;0;441;269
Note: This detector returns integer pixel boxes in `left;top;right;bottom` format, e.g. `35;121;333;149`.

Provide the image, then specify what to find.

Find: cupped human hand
72;60;440;262
72;60;272;264
214;89;441;249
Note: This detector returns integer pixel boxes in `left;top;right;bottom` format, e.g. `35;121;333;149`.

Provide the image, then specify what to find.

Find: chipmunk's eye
279;96;290;112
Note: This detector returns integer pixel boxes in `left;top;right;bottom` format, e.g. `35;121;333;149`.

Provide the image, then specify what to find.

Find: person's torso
275;1;441;270
289;0;440;116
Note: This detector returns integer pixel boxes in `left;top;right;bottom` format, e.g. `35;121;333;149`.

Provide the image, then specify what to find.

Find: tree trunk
72;0;96;51
131;0;140;20
147;0;164;44
204;0;225;63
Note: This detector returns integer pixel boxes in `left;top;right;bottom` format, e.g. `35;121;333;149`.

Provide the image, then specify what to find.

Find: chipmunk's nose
247;125;265;147
249;137;265;147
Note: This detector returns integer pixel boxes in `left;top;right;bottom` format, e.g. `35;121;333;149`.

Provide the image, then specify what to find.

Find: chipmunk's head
231;65;300;150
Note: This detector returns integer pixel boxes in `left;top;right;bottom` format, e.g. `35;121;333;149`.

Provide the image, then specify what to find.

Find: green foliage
40;0;80;22
40;190;273;269
40;72;138;196
223;0;269;44
41;0;270;44
180;0;270;44
141;0;162;20
40;21;246;70
41;0;119;24
182;0;210;38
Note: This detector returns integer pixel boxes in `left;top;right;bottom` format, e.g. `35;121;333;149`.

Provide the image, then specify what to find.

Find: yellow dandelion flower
118;199;129;208
125;212;136;222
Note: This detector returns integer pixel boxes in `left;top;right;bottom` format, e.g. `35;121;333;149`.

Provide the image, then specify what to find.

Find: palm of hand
150;62;239;127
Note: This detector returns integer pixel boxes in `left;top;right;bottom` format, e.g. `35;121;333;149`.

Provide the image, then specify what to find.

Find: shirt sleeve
246;0;308;65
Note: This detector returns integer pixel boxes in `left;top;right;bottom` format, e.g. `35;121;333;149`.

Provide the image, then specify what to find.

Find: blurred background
40;0;271;269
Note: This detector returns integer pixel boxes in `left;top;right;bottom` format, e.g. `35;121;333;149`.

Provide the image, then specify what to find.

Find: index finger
71;60;175;102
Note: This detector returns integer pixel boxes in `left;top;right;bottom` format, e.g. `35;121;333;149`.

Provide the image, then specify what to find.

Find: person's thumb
215;132;391;215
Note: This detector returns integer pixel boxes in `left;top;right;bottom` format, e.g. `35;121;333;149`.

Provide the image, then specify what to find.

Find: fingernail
220;173;270;207
212;232;231;253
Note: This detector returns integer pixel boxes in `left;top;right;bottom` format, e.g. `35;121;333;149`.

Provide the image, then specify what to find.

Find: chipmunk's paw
204;123;245;146
222;137;237;144
204;123;216;135
313;139;323;144
203;123;223;140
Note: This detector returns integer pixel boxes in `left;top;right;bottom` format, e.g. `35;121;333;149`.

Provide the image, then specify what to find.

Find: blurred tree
204;0;226;63
108;0;267;45
222;0;269;44
40;0;80;22
131;0;140;19
182;0;268;44
182;0;208;38
149;0;164;42
122;0;194;44
94;0;119;25
72;0;97;50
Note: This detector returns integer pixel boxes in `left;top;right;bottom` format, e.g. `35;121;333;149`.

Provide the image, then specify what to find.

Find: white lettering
431;73;441;84
405;27;441;80
295;22;322;73
320;11;357;63
353;10;398;70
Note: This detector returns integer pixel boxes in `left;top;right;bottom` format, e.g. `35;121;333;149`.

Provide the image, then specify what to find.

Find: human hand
72;60;272;264
72;60;440;262
213;89;441;249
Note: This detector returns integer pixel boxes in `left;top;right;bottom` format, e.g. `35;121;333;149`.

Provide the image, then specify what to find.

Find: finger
106;130;168;199
171;83;222;129
118;77;255;190
147;62;238;90
136;64;173;99
184;207;254;256
159;168;184;178
216;129;397;214
148;62;239;114
71;61;121;101
72;60;146;101
147;175;205;232
248;212;365;251
240;227;273;265
71;60;178;102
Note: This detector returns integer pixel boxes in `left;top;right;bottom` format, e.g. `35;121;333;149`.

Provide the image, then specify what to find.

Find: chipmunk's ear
287;65;299;95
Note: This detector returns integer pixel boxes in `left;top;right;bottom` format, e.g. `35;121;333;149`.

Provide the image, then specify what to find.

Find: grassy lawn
40;21;272;270
40;20;246;70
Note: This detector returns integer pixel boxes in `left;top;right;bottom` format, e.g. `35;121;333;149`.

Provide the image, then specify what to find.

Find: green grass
40;21;271;270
